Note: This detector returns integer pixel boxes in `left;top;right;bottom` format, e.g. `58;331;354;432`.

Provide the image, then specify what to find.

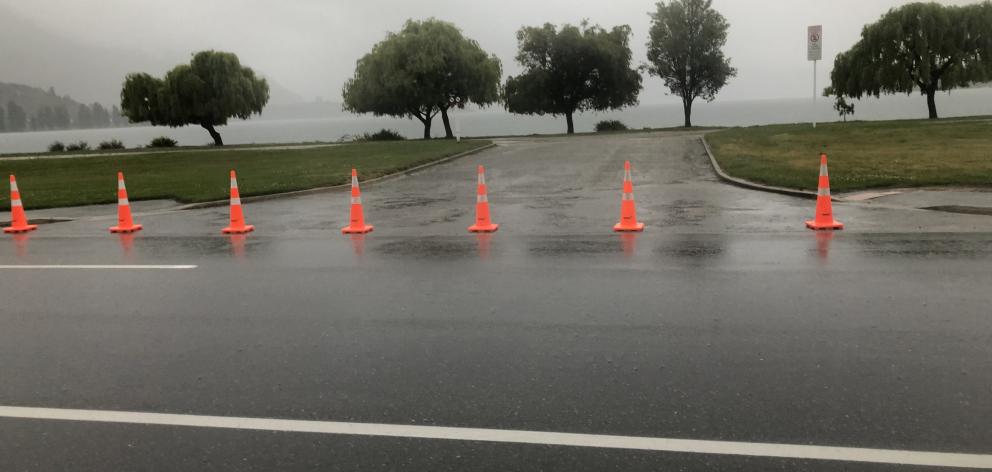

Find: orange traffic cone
468;165;499;233
341;168;373;234
4;175;38;234
805;153;844;230
613;160;644;232
109;172;143;233
222;170;254;234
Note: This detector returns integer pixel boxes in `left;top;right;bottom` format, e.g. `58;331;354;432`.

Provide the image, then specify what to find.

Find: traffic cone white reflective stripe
468;165;498;233
817;163;831;197
342;168;373;234
118;177;129;205
805;153;843;230
613;160;644;232
5;174;37;233
349;173;364;205
622;165;635;200
223;170;254;234
477;169;488;202
230;174;242;205
110;172;142;233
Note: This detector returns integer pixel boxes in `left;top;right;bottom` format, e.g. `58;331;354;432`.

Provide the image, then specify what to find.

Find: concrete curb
699;136;822;201
177;142;497;210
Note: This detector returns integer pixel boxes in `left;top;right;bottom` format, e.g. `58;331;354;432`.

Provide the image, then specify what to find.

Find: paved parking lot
1;131;991;471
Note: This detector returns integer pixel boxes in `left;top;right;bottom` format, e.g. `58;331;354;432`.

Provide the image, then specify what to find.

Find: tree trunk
422;116;432;139
925;88;938;119
682;98;693;128
440;108;454;139
202;123;223;146
565;112;574;134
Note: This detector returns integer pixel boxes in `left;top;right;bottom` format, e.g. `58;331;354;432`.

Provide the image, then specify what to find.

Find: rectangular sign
808;25;822;61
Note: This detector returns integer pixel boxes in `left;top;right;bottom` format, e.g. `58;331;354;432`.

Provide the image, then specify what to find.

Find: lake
1;88;990;154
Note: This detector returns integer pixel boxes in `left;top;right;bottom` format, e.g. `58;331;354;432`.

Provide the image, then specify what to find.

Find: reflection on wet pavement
11;233;30;258
618;233;637;258
118;233;136;260
474;233;493;260
227;234;248;260
814;231;833;265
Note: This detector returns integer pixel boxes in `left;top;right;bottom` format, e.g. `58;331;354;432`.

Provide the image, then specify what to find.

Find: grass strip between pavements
0;140;490;210
705;118;992;193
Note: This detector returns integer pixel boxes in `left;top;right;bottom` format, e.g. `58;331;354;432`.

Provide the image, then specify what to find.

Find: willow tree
645;0;736;128
343;19;502;139
828;2;992;119
504;22;642;134
120;51;269;145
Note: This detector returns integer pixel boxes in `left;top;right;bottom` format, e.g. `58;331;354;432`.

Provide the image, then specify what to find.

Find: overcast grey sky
0;0;971;105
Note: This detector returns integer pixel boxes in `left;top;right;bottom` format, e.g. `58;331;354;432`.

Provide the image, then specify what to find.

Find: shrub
98;139;126;150
47;141;66;152
149;136;178;148
65;141;90;151
359;129;405;141
595;120;628;132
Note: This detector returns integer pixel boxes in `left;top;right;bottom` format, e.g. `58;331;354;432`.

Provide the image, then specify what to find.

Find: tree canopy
828;1;992;119
342;19;502;139
120;50;269;145
645;0;736;127
76;104;93;129
503;22;642;134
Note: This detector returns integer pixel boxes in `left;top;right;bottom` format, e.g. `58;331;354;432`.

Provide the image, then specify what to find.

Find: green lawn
706;119;992;192
0;140;489;209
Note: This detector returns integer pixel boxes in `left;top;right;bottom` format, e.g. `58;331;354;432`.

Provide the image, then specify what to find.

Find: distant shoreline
2;88;991;154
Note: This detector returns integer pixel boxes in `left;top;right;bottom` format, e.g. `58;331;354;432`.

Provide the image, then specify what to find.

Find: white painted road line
0;265;196;270
0;406;989;469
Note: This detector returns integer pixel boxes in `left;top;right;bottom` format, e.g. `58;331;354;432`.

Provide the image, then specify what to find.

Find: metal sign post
808;25;822;128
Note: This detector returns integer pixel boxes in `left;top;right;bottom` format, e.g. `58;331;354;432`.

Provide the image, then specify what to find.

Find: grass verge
0;139;490;209
706;118;992;192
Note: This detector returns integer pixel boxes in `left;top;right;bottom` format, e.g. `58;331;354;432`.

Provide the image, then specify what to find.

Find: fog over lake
2;88;990;154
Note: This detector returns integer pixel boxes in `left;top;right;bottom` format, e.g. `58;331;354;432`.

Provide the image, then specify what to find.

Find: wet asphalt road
1;132;991;471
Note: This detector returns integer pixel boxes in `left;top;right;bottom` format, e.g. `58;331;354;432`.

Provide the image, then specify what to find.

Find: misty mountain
0;82;87;115
0;4;306;110
0;81;129;132
0;4;164;105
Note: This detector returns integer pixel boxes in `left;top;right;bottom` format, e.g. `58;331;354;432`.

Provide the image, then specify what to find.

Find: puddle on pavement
525;196;581;210
417;208;466;225
855;235;992;258
375;238;481;259
377;196;454;210
528;237;624;256
655;236;725;259
657;199;713;225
